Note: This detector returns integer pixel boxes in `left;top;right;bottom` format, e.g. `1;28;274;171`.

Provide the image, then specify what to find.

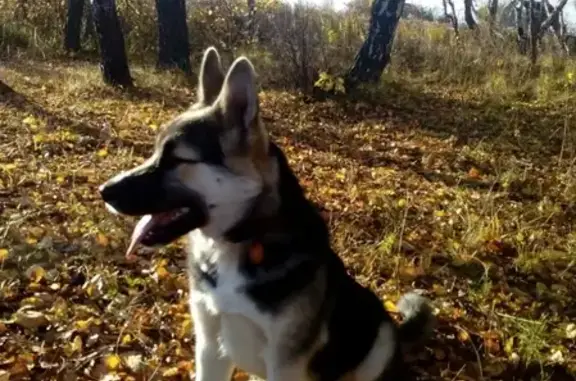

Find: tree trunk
92;0;132;86
515;1;528;54
488;0;498;27
346;0;405;88
64;0;86;52
156;0;191;74
464;0;479;29
442;0;459;35
529;0;539;64
246;0;256;40
84;4;95;42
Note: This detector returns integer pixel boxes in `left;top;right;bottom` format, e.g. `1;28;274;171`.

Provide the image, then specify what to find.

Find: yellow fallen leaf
156;266;169;280
121;334;132;345
434;210;445;217
74;319;92;332
0;248;8;262
22;115;37;127
178;318;192;339
96;233;109;247
468;167;481;179
458;330;470;342
162;367;180;377
104;354;121;370
177;360;193;372
565;323;576;339
384;300;397;313
26;265;46;283
504;336;514;354
71;335;83;354
98;149;108;157
1;163;17;171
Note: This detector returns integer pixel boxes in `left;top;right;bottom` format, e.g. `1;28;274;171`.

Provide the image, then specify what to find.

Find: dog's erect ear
197;47;224;106
218;57;259;131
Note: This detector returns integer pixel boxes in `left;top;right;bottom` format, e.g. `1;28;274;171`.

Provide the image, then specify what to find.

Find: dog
99;47;434;381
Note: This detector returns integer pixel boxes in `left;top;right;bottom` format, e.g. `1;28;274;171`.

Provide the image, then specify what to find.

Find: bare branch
538;0;568;38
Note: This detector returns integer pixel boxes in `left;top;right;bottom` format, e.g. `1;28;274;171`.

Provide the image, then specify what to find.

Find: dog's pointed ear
197;47;224;106
218;57;259;131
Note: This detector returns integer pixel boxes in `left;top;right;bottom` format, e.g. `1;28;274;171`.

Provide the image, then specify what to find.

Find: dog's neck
223;142;330;249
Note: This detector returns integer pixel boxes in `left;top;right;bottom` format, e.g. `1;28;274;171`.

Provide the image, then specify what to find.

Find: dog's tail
396;292;435;347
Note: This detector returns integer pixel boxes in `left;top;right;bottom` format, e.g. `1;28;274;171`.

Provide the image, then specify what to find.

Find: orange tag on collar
249;242;264;265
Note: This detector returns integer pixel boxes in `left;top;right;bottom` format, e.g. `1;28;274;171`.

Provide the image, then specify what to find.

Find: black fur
222;142;412;381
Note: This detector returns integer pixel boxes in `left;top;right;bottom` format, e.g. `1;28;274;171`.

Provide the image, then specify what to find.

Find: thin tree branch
538;0;568;38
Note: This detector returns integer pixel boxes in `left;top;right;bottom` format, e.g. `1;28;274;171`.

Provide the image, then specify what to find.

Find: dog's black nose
99;181;120;203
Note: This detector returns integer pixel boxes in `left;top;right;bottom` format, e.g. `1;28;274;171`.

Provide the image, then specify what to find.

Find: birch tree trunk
346;0;405;87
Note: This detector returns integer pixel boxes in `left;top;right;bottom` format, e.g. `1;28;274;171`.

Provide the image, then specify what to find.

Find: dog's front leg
190;295;234;381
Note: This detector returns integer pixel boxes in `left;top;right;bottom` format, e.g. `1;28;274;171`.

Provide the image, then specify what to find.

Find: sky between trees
283;0;576;28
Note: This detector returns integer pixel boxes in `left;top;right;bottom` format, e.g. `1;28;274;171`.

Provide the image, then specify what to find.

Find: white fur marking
182;163;262;237
354;323;396;381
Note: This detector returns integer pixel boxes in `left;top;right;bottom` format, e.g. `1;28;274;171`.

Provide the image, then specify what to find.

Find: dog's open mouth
126;207;206;259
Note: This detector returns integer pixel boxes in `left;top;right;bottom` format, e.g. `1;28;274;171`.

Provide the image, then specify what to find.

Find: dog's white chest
188;231;270;378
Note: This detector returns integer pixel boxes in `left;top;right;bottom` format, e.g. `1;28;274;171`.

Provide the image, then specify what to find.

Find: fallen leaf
162;367;180;377
0;248;9;262
13;309;49;330
104;354;122;370
156;266;169;280
123;353;143;372
384;300;397;313
468;167;481;179
26;265;46;283
96;233;109;247
458;329;470;342
566;323;576;339
549;349;565;364
71;335;83;354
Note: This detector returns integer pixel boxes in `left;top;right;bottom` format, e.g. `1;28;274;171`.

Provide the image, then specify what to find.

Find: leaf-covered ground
1;61;575;381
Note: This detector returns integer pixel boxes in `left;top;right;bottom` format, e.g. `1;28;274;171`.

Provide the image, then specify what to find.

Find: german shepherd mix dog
99;47;434;381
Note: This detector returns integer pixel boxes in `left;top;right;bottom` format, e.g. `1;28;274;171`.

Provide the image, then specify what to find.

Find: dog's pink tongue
126;214;156;260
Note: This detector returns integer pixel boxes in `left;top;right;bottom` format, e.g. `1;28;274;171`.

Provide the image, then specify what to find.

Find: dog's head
99;47;274;256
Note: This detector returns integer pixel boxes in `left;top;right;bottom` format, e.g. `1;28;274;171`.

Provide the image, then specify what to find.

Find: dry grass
1;54;576;380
